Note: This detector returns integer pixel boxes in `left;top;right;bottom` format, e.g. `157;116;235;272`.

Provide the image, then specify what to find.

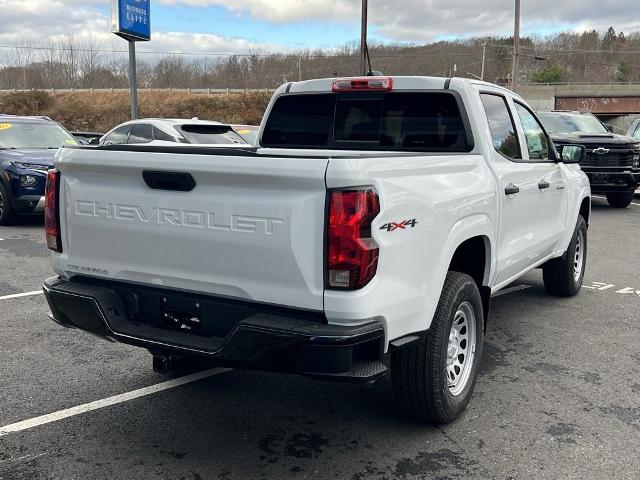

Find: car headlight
19;175;38;187
631;145;640;168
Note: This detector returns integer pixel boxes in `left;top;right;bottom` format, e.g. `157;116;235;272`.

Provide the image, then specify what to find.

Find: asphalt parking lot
1;196;639;480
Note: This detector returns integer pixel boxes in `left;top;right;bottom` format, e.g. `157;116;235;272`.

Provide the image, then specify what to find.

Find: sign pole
128;40;138;120
112;0;149;120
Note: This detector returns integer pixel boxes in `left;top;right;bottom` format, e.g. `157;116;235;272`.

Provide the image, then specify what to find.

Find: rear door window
127;124;153;144
480;94;521;160
178;125;246;144
262;92;472;151
153;126;177;142
102;125;131;145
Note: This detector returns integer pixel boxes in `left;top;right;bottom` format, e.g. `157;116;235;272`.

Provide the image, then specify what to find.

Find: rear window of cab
261;92;473;152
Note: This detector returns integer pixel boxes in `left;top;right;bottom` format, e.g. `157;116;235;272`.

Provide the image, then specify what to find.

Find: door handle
143;171;196;192
504;184;520;195
538;181;550;190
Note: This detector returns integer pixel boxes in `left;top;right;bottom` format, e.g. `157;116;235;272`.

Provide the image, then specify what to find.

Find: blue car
0;115;79;225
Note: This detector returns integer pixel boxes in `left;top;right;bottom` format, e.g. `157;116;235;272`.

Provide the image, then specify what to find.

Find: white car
98;118;249;146
43;76;591;423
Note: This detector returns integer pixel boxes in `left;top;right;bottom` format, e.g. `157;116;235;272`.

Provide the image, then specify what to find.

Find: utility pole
480;43;487;81
297;56;302;81
511;0;521;91
360;0;368;75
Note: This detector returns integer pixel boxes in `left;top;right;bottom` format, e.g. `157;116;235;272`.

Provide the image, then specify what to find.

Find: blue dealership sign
111;0;150;41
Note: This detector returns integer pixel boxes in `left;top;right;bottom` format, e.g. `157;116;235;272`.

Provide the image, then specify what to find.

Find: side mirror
558;144;585;164
605;124;614;133
89;137;100;145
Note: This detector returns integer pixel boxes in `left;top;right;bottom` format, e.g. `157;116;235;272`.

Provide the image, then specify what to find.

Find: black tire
0;182;16;226
542;215;587;297
606;191;634;208
391;271;484;424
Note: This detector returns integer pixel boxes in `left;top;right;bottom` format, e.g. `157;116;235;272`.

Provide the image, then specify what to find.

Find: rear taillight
332;77;393;92
327;188;380;290
45;169;62;252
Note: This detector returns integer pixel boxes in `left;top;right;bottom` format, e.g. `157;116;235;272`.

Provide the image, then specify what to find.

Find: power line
0;43;473;58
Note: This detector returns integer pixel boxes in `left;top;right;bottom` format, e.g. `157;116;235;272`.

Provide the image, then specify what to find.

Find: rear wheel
0;182;16;226
542;215;587;297
391;271;484;424
606;191;634;208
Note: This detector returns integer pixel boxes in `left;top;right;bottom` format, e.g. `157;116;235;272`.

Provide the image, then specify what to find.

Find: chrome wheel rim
574;230;585;282
0;190;4;217
446;301;476;397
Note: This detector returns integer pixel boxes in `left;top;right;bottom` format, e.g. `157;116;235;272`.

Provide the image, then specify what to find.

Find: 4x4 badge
592;147;610;155
380;219;418;232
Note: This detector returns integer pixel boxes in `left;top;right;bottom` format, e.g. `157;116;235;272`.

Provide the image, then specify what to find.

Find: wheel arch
579;196;591;227
0;165;12;192
559;187;591;253
447;234;492;328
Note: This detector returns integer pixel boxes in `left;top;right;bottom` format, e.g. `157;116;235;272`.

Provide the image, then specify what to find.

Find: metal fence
0;88;274;95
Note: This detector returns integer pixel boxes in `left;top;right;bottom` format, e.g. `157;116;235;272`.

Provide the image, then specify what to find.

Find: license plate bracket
160;296;202;332
591;173;610;184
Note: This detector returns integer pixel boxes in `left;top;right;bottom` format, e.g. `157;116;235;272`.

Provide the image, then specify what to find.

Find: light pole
360;0;368;75
511;0;521;91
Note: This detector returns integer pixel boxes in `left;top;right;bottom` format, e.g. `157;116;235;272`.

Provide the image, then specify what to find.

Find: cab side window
513;103;550;161
102;125;130;145
480;94;521;160
128;124;153;144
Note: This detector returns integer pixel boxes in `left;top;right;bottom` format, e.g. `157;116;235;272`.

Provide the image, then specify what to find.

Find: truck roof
282;75;520;99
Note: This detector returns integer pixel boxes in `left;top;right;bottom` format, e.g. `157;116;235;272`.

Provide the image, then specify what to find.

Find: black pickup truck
539;111;640;208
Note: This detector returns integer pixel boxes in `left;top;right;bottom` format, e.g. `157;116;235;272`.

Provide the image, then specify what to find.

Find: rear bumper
43;277;387;383
584;169;639;194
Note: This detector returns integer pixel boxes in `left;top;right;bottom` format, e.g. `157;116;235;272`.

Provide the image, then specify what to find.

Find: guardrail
4;83;640;93
521;82;640;87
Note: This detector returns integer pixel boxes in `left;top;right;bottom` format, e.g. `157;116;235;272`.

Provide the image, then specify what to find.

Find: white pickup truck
43;76;591;423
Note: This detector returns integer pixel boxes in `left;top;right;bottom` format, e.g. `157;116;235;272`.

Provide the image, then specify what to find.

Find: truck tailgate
55;147;328;310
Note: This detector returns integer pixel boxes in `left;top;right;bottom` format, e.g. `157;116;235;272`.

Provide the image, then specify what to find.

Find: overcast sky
1;0;638;57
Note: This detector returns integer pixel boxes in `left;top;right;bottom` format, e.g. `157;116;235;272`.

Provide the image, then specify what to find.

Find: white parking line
492;284;532;298
0;368;228;437
0;290;43;301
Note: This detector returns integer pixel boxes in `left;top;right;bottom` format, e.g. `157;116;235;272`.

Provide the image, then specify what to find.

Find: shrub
0;91;54;115
0;90;272;132
530;65;571;84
